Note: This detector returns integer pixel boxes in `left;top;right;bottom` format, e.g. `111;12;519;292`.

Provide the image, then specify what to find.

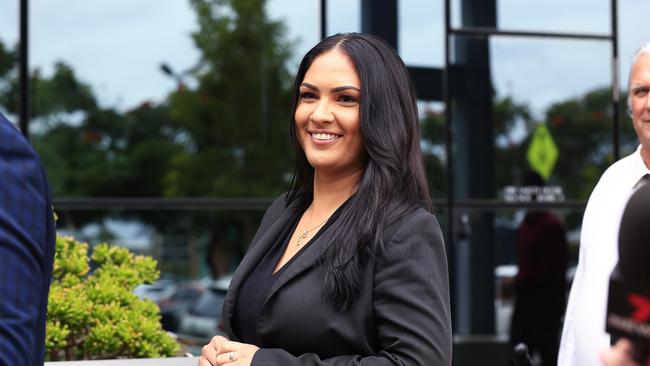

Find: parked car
134;278;177;304
177;275;231;341
159;281;206;332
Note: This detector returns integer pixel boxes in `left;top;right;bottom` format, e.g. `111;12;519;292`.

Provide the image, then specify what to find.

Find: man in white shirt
558;43;650;366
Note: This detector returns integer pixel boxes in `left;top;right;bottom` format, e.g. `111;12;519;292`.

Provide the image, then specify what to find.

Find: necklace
296;214;330;246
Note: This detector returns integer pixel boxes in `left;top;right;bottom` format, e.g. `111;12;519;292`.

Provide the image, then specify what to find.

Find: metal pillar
611;0;620;160
19;0;29;138
361;0;398;49
451;0;497;333
320;0;327;39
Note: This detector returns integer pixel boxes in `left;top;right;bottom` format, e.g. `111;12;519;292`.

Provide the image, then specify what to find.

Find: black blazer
223;194;452;365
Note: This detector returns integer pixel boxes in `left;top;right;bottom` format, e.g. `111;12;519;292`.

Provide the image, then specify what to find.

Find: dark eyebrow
331;85;361;93
300;82;318;91
631;85;650;95
300;82;360;93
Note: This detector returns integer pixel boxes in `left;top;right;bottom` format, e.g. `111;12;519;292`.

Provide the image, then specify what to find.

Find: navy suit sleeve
0;114;56;366
251;209;452;366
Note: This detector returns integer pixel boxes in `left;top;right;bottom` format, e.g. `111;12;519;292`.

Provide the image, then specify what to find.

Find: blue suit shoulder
0;113;56;366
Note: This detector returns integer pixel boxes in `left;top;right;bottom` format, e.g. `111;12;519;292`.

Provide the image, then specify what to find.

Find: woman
199;32;452;366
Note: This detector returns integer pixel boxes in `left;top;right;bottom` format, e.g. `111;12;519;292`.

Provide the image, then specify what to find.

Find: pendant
296;231;308;246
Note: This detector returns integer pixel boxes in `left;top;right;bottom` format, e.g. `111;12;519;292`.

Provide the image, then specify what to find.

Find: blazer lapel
223;203;298;339
262;226;331;307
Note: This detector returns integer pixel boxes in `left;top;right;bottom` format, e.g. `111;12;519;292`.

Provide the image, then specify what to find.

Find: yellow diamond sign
527;124;559;180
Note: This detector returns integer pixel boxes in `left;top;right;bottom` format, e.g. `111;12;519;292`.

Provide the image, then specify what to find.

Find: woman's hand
600;339;646;366
198;335;260;366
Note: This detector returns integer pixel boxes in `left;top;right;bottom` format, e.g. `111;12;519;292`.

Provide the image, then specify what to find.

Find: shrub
45;235;180;360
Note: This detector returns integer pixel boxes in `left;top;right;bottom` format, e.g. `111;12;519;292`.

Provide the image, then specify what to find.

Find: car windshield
190;289;226;317
172;287;202;301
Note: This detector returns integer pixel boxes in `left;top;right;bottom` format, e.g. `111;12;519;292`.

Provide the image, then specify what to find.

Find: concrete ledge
45;336;512;366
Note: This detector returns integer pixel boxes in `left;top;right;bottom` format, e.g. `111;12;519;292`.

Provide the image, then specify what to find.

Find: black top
232;202;346;344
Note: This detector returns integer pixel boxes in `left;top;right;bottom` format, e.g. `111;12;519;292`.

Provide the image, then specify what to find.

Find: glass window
491;37;614;200
31;0;198;110
267;0;319;70
0;0;19;120
327;0;361;36
450;35;614;200
452;207;583;335
450;0;610;35
496;0;610;34
420;101;447;197
399;0;444;67
55;208;265;279
29;1;297;199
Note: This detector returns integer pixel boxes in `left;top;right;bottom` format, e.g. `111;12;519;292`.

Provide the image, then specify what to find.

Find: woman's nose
309;100;334;124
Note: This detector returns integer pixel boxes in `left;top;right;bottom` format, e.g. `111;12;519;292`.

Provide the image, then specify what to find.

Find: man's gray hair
628;42;650;113
631;42;650;67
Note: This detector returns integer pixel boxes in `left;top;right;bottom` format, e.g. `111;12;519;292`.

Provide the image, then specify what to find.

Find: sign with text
502;185;565;203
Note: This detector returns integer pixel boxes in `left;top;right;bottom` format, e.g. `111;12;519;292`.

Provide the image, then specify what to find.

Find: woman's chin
307;160;334;172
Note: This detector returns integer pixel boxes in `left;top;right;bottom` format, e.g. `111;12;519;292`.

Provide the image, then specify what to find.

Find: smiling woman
294;48;366;180
199;32;452;366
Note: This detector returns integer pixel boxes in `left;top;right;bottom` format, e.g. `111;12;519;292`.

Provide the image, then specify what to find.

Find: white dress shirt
558;145;650;366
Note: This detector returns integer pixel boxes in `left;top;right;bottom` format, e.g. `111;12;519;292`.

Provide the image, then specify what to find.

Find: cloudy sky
0;0;648;118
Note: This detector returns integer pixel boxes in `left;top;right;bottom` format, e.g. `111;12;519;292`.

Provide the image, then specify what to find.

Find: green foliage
544;87;623;198
0;0;295;203
419;108;447;197
493;94;535;190
165;0;295;197
46;235;179;361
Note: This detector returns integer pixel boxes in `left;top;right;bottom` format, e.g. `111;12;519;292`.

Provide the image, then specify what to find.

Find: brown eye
300;92;317;101
338;95;358;104
633;87;649;97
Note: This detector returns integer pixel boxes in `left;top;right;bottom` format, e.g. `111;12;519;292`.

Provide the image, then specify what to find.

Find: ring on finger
229;351;236;361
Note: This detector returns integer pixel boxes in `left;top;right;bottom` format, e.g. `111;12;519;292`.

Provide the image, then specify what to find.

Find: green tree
0;0;297;199
493;94;535;190
420;107;447;198
0;0;299;275
419;94;534;198
164;0;295;197
544;87;631;199
156;0;298;278
0;39;186;199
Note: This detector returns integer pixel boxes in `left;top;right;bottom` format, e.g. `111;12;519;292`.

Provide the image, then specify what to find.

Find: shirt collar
630;145;650;189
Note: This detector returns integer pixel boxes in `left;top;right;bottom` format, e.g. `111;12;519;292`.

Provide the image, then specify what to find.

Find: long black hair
286;33;432;311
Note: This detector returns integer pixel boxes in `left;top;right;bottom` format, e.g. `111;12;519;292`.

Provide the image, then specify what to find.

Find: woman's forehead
304;50;360;85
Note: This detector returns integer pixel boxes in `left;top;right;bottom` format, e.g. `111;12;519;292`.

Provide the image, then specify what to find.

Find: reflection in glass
454;36;616;200
26;1;297;199
496;0;609;34
326;0;360;36
0;1;19;121
55;209;265;279
398;0;444;67
420;101;447;197
449;0;610;35
453;207;583;335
